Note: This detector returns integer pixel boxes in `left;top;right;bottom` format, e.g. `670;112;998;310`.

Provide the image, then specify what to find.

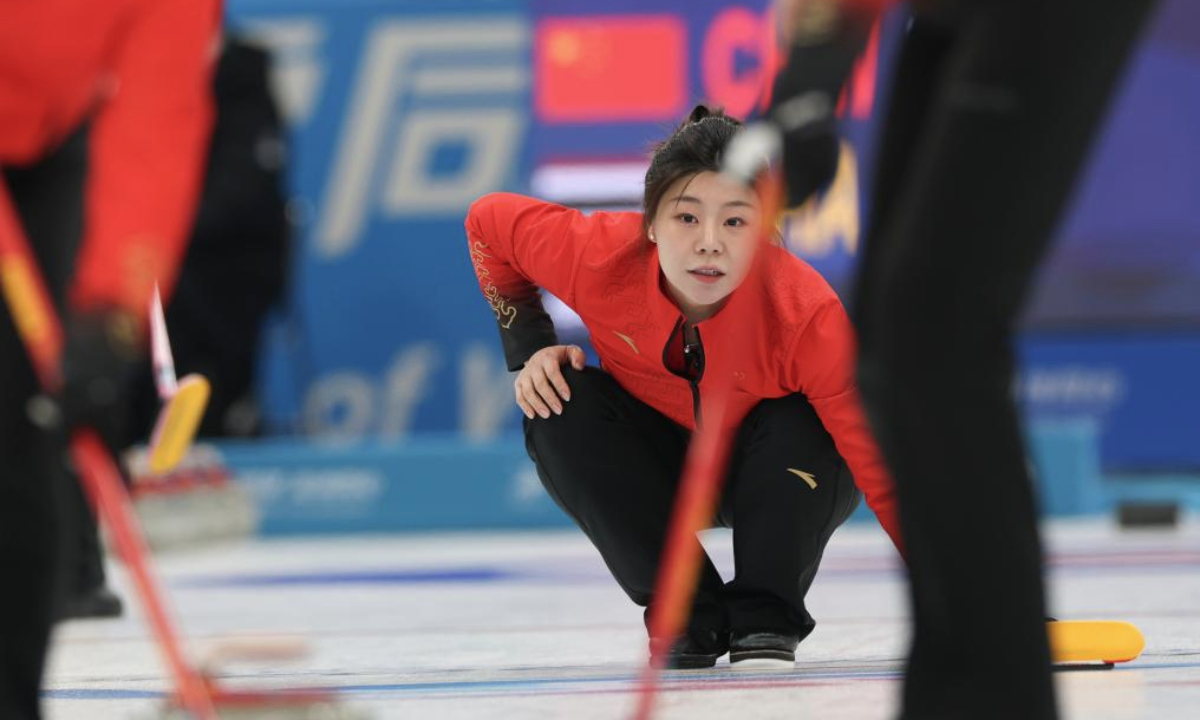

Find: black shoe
649;632;729;669
729;630;799;667
56;586;124;621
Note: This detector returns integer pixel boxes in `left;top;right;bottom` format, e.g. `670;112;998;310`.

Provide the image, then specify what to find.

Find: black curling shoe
649;631;729;669
55;586;124;622
729;630;799;668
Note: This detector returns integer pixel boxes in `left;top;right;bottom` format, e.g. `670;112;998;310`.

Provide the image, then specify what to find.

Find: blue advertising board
227;0;900;439
230;0;535;440
1019;333;1200;471
227;0;1200;471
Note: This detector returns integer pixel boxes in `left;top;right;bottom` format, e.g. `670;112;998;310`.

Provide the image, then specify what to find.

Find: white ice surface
43;517;1200;719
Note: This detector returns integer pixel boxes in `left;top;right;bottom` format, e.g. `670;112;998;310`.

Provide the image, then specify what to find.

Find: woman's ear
647;226;657;243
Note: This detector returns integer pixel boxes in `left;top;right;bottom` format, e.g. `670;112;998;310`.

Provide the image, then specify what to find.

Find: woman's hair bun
686;104;712;124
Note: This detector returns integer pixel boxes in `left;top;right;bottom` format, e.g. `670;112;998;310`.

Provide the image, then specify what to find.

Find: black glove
59;309;143;451
768;4;876;208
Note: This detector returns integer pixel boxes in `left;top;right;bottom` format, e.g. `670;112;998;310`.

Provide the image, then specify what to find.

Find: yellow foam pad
148;374;211;475
1048;620;1145;664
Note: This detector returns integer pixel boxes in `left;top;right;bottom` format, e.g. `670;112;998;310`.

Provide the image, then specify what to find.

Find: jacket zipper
662;317;705;426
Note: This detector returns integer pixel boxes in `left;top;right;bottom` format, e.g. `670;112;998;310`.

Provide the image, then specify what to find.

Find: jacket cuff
498;298;559;371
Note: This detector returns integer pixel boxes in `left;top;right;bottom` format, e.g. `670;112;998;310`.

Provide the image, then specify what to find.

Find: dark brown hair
642;105;743;233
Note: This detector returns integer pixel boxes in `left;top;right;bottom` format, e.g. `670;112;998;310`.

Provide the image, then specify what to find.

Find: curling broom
0;178;219;719
0;178;365;720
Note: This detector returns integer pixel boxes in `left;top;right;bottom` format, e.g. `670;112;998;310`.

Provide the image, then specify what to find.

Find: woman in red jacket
466;105;900;669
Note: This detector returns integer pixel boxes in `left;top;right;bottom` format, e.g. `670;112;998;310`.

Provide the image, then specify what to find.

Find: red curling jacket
0;0;220;316
466;192;903;555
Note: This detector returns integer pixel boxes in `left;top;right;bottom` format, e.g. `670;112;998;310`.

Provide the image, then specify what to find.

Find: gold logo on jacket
787;468;818;489
470;241;516;329
613;331;640;355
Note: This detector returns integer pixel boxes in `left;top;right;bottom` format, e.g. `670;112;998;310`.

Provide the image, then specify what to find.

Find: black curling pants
524;366;861;647
851;2;1159;718
0;128;91;720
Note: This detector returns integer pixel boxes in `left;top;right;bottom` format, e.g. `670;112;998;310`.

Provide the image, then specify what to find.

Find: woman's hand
515;345;586;419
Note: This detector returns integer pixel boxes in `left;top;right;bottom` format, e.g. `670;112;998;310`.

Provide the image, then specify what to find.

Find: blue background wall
218;0;1199;533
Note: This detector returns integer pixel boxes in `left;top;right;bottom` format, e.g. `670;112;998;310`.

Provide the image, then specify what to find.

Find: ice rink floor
44;517;1200;720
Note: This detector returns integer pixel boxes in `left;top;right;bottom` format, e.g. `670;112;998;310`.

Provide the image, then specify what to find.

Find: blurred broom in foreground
0;178;365;720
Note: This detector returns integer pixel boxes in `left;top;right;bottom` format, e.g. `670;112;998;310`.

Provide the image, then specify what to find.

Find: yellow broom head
149;374;211;475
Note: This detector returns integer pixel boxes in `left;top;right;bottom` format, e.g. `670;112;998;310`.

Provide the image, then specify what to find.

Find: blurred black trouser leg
72;473;108;593
0;128;88;720
0;338;62;720
852;2;1158;718
55;466;114;620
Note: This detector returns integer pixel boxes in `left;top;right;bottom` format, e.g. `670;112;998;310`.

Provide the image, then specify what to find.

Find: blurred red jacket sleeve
71;0;221;318
790;296;905;558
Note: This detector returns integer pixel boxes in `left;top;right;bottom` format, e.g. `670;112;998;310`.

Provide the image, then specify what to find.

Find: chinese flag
536;15;687;123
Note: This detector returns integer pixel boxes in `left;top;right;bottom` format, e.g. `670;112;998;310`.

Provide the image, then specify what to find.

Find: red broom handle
629;170;784;720
0;179;217;719
631;383;737;720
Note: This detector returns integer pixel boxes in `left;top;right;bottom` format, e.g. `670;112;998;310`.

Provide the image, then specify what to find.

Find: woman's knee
524;366;618;441
741;394;833;450
523;366;653;487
